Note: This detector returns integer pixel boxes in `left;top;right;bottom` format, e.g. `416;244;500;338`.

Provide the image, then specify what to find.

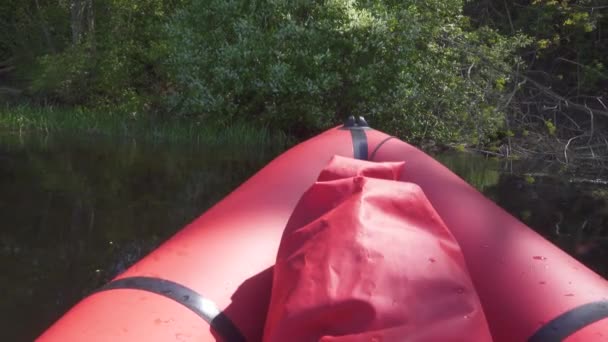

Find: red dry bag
263;156;493;341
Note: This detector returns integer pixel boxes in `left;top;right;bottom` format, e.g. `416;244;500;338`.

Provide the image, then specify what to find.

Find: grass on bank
0;105;294;154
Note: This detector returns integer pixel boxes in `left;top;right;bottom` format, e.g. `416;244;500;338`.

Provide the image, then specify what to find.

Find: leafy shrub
166;0;528;141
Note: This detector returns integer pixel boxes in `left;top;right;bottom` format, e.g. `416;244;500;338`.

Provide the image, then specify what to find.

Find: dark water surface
1;132;606;341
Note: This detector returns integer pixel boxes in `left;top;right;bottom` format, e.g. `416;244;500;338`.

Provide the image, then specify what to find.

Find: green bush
31;45;93;104
26;1;182;114
465;0;607;136
3;0;530;145
166;0;528;141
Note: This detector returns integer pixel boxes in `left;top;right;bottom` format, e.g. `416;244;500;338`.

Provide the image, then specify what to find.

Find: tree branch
521;74;608;118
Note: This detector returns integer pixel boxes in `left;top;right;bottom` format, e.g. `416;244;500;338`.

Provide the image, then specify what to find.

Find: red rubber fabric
263;156;493;341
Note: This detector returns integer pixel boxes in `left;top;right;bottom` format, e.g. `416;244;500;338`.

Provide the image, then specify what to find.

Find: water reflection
436;152;608;279
434;152;502;191
0;132;276;341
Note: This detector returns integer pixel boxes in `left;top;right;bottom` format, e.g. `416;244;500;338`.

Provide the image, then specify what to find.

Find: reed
0;105;292;154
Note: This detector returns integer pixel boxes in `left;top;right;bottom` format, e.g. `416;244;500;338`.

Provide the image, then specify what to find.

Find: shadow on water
0;132;278;341
0;134;606;341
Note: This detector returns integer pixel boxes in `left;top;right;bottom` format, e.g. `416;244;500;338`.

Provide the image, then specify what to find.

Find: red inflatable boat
38;118;607;341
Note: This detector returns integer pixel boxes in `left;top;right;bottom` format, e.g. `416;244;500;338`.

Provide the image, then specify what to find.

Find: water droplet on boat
428;257;436;263
175;333;190;342
464;315;470;319
539;281;546;285
533;256;547;261
455;287;465;294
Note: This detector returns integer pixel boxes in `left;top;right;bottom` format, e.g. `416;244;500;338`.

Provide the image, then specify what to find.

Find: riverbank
0;105;293;154
4;104;608;180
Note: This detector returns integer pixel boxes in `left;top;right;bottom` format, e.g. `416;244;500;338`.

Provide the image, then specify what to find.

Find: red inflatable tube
37;119;608;341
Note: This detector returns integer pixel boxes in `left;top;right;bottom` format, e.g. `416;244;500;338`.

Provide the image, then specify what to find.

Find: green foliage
87;0;185;112
520;210;532;222
525;175;536;184
166;0;526;140
24;1;184;112
0;2;15;61
31;45;93;104
466;0;607;102
545;119;557;135
3;0;531;144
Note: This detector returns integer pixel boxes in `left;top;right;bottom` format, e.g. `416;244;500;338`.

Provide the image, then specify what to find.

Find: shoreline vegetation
0;105;292;154
1;103;606;180
0;0;606;174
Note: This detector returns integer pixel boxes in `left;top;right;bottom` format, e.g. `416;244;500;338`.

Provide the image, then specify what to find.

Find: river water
1;132;606;341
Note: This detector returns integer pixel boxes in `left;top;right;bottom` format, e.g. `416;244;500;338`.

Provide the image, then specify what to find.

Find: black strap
350;129;368;160
95;277;246;342
340;115;370;160
528;300;608;341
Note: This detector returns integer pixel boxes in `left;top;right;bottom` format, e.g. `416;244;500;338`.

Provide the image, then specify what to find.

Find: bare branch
555;57;608;79
521;75;608;118
503;0;515;34
564;135;584;164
